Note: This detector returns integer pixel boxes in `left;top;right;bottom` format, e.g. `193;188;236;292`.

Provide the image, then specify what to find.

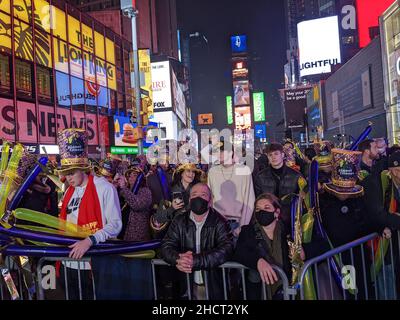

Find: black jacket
234;220;329;276
147;171;173;206
254;165;304;198
361;172;400;230
319;192;383;247
161;208;233;299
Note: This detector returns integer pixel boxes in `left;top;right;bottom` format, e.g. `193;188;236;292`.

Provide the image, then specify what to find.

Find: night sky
177;0;287;142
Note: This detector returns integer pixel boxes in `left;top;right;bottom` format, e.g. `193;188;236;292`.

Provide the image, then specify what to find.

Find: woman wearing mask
234;193;328;300
151;163;202;236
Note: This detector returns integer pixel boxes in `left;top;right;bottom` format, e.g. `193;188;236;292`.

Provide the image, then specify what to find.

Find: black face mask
190;197;209;215
255;210;276;226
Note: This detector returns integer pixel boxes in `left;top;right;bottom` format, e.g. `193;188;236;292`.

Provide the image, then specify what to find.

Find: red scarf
60;174;103;233
57;175;103;277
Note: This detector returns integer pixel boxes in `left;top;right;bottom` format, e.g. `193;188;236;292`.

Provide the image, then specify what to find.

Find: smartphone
172;192;183;202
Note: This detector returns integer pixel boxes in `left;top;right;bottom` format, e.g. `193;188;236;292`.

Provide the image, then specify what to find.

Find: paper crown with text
323;148;363;197
56;128;90;175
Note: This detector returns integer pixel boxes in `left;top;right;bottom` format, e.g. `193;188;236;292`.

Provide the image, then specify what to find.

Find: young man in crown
57;129;122;259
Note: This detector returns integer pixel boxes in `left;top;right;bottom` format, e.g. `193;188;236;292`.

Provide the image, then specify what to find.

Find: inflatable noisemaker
0;140;10;176
0;143;24;221
348;123;372;151
156;165;171;202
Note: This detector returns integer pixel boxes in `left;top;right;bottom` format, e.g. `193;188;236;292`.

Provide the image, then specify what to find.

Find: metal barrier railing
0;256;35;301
2;231;399;300
36;257;96;300
297;232;399;300
151;259;294;300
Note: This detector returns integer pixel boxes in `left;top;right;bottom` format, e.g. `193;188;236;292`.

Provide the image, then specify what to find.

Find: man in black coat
254;143;306;229
161;183;234;300
320;148;388;299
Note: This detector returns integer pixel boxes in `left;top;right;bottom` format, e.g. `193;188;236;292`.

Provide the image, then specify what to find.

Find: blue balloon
348;125;372;151
0;240;161;257
131;172;145;195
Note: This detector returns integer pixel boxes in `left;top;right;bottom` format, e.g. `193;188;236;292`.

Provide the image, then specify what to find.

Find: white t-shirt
63;175;122;269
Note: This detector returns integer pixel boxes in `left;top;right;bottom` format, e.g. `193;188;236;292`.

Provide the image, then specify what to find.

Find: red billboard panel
0;98;101;145
356;0;393;48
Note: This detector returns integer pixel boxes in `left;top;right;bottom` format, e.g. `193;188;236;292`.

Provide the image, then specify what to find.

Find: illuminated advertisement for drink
253;92;265;122
298;16;342;77
234;106;252;130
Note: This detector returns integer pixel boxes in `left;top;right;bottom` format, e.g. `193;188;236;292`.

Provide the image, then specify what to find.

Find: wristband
88;235;97;246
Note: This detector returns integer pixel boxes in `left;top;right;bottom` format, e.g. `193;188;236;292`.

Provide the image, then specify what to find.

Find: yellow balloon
120;250;156;259
15;224;87;239
13;208;92;237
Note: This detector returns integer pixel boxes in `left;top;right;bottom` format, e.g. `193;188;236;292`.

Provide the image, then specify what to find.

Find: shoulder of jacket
93;176;114;191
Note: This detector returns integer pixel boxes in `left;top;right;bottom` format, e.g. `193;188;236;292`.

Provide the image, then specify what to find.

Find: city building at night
0;0;136;158
381;1;400;145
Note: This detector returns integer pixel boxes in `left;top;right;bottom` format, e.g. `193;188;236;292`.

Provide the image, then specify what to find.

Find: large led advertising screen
298;16;342;77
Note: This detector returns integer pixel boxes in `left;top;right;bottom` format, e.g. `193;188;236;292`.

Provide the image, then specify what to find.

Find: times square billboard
298;16;342;77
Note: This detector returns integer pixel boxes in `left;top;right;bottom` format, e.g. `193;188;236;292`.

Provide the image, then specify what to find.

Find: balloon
15;224;91;239
290;195;298;240
13;208;92;238
7;157;48;212
0;141;10;175
156;166;171;201
0;224;154;248
132;172;145;195
1;240;161;257
348;124;372;151
0;144;25;221
309;160;319;209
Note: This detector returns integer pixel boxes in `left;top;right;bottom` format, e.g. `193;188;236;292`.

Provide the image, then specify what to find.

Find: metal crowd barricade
0;256;32;301
151;259;294;300
297;232;399;300
36;257;96;300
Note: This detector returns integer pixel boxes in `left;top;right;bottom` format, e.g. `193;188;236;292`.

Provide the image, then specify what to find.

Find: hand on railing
257;258;278;285
176;251;193;273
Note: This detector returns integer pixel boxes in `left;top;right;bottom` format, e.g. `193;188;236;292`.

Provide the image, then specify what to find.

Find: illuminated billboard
253;92;265;122
151;61;172;110
231;35;247;53
356;0;393;48
232;59;248;79
113;115;157;147
233;80;250;106
234;106;252;130
226;96;233;125
298;16;342;77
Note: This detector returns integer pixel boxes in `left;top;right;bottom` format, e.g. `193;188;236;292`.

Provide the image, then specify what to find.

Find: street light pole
121;1;143;155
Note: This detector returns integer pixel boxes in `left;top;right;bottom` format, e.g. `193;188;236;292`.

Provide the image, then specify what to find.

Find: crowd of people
8;127;400;300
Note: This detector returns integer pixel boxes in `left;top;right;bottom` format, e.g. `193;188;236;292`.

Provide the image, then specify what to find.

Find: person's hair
358;139;374;153
265;143;283;154
126;170;147;189
172;169;200;188
304;147;317;161
255;193;281;211
190;182;211;199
